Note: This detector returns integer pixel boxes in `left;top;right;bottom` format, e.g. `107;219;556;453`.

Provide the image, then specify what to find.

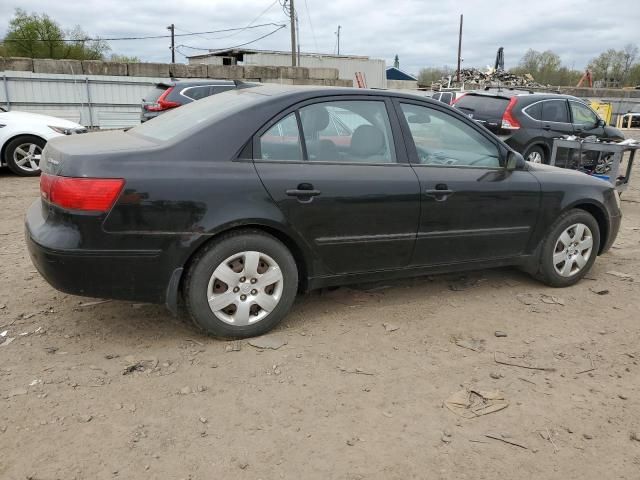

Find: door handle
425;185;454;201
286;183;321;203
286;189;321;197
542;124;551;131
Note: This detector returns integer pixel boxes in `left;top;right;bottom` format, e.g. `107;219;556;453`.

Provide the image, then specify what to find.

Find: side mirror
596;118;606;127
506;151;523;171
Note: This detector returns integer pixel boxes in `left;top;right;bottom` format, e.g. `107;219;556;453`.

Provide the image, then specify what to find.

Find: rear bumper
25;201;171;304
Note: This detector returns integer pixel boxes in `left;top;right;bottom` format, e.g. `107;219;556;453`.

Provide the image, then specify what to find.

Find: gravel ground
1;160;639;479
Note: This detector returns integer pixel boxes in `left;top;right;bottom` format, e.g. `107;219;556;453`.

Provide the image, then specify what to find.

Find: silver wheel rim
207;251;284;326
553;223;593;277
13;143;43;172
527;151;543;163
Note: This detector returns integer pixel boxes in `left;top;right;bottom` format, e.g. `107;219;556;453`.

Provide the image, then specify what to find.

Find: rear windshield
131;88;262;142
455;95;510;118
143;85;168;103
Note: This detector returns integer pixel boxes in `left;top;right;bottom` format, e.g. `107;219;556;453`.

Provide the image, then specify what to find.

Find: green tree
417;66;454;86
2;8;110;60
109;53;141;63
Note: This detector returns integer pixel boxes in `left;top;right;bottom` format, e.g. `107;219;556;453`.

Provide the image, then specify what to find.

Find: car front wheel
535;209;600;287
184;230;298;338
5;135;46;176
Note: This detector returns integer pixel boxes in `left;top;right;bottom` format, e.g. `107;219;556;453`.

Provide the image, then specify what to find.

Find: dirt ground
1;158;640;479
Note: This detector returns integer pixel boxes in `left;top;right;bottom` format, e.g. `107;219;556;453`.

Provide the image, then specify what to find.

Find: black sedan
26;84;621;338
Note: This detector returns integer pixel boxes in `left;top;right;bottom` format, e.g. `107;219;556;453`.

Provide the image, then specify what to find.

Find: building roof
187;48;371;61
386;67;417;81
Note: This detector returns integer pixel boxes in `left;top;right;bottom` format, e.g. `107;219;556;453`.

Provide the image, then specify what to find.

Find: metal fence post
2;74;10;111
85;77;94;127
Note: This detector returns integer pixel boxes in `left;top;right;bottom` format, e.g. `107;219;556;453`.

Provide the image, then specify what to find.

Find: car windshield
131;88;262;142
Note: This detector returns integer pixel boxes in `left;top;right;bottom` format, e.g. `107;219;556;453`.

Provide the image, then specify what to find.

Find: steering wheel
416;145;449;165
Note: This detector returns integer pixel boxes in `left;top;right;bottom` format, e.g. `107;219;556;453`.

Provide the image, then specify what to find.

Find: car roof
461;89;584;102
156;79;236;88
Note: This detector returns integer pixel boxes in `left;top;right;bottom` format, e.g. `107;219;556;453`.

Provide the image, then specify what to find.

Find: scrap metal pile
434;68;546;90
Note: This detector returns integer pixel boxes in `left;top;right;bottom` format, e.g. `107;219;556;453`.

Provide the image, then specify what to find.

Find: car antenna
233;79;256;89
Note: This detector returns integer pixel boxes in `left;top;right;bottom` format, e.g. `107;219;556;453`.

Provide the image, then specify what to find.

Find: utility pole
289;0;297;66
295;11;301;65
336;25;341;55
456;14;463;83
167;24;175;64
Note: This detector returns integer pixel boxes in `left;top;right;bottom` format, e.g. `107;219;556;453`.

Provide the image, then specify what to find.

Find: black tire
4;135;46;176
523;145;547;164
534;209;600;287
184;230;298;338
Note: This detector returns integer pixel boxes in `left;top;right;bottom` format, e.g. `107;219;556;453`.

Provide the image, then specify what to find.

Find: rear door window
540;100;570;123
299;101;397;164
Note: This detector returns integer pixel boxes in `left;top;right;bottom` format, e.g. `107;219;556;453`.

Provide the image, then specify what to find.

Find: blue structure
386;67;417;81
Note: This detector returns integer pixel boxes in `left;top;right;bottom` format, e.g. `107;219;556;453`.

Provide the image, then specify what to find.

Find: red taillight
452;92;467;105
501;97;521;130
40;174;125;212
145;87;181;112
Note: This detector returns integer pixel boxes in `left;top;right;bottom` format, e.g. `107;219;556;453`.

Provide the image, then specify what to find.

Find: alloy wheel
13;143;43;173
527;151;543;163
206;251;284;325
552;223;593;277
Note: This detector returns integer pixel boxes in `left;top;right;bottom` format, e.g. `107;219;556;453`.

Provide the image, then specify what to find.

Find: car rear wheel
524;145;546;164
184;230;298;338
5;135;46;176
534;209;600;287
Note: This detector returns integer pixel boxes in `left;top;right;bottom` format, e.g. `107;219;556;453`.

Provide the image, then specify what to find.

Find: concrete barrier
1;57;344;86
1;57;34;72
33;59;82;75
243;66;280;80
206;65;245;80
127;62;171;78
309;68;339;80
82;60;128;76
277;67;308;80
170;63;208;78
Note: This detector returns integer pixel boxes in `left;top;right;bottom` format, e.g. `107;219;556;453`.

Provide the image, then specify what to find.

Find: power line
2;23;286;42
174;0;280;42
177;24;287;53
302;0;319;53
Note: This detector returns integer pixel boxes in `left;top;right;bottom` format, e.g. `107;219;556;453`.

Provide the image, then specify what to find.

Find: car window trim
251;95;410;166
179;84;233;101
392;97;505;170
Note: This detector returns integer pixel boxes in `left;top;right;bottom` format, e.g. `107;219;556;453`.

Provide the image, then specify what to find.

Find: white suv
0;108;86;176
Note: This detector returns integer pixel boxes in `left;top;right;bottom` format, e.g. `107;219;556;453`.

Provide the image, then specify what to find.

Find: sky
2;0;639;74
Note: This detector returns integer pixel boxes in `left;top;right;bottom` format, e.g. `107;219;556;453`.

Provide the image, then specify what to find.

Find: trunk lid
454;94;511;134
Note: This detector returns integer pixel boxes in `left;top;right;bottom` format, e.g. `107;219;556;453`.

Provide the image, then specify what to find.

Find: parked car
27;85;621;338
453;90;625;164
141;79;239;122
431;91;464;106
619;112;640;128
0;107;86;176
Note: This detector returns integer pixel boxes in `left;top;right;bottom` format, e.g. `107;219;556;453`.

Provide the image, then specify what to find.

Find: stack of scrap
440;68;546;89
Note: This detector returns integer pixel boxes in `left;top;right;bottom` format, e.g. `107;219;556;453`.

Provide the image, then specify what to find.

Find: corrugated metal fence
0;71;167;129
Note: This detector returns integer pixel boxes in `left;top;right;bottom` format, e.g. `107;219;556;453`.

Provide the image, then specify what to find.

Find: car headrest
301;107;330;134
351;125;385;157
